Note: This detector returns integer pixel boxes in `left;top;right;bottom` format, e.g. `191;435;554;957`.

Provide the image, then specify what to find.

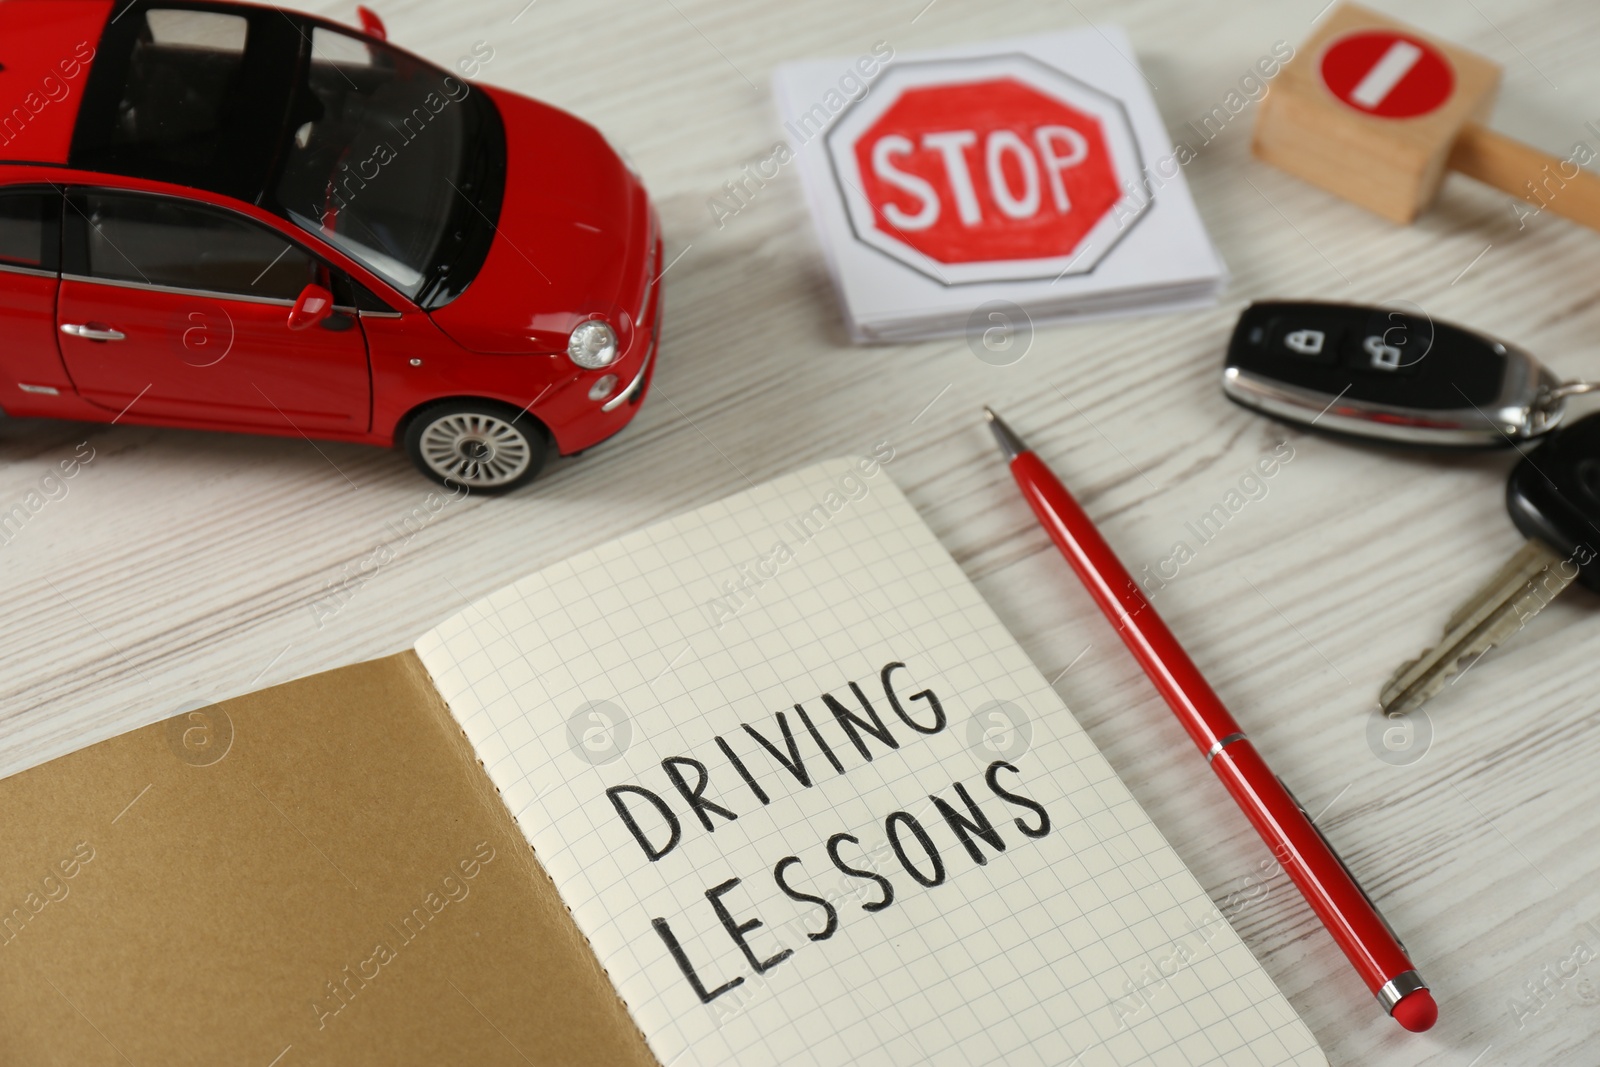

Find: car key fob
1506;412;1600;592
1379;411;1600;714
1222;301;1582;447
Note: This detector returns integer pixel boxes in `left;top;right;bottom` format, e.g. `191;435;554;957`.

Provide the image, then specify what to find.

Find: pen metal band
1377;971;1428;1014
1205;732;1248;764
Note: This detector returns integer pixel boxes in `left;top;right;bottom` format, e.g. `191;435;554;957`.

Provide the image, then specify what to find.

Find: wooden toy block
1254;2;1600;231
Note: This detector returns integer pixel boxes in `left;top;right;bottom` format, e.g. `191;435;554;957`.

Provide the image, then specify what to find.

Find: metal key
1381;413;1600;713
1222;301;1600;447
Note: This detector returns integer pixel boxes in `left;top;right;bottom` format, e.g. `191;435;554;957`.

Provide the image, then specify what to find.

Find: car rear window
0;193;46;269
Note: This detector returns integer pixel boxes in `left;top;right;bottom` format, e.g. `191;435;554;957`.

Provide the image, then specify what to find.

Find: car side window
0;192;49;270
79;192;323;302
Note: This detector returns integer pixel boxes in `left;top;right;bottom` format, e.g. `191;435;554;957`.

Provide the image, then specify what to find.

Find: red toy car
0;0;660;491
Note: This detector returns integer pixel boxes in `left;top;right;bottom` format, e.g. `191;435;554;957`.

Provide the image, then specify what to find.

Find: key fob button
1577;458;1600;509
1266;318;1342;364
1342;331;1425;375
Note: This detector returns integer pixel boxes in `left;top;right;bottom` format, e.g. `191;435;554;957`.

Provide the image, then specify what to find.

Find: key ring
1544;380;1600;402
1533;379;1600;427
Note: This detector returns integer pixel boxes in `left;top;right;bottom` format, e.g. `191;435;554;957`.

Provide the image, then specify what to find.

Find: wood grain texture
2;0;1598;1064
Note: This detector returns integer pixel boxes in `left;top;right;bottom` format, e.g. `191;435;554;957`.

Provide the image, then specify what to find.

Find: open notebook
0;457;1323;1065
414;457;1324;1067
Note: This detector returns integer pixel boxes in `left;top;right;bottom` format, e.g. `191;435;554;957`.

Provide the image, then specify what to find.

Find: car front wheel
403;401;547;493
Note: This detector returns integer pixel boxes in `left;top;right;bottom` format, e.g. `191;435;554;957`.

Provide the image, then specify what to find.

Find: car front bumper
543;222;663;456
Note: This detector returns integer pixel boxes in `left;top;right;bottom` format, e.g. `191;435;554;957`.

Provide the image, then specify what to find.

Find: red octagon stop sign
827;57;1146;284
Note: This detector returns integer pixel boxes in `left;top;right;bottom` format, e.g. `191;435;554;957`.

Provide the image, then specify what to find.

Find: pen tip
1391;989;1437;1032
984;407;1027;461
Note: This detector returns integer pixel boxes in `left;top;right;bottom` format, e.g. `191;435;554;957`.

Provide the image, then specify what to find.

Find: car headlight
568;320;618;369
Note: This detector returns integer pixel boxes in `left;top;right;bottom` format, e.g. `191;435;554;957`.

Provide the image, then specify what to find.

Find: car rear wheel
403;401;547;493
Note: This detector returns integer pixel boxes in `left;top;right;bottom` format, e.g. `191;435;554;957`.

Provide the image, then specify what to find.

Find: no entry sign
1320;30;1455;119
826;56;1146;285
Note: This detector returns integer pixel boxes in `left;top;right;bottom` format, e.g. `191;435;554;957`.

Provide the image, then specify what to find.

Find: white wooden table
4;0;1598;1063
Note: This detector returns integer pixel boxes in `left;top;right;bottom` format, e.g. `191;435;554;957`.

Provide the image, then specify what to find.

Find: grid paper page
414;458;1325;1067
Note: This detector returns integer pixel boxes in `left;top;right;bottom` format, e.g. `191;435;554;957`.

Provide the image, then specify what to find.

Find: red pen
985;407;1436;1033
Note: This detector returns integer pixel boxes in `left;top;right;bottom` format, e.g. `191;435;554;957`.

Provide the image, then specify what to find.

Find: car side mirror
356;5;387;39
288;284;335;331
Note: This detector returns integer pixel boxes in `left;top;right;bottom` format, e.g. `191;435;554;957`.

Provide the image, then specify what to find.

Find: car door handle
61;323;126;342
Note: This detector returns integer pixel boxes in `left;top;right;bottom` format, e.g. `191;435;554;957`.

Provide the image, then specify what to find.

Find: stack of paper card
773;29;1227;343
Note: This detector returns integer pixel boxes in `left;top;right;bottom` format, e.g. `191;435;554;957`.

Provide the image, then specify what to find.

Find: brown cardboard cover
0;651;659;1067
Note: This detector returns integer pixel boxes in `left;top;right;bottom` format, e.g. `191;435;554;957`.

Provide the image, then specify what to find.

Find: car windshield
69;3;504;307
276;28;485;299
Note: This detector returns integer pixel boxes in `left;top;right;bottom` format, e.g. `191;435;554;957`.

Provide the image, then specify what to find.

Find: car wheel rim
418;412;533;487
